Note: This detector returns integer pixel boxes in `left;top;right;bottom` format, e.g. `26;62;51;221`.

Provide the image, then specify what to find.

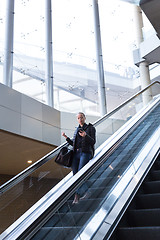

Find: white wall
0;83;60;146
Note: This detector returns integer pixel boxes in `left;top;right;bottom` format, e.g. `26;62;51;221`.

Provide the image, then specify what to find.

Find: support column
45;0;54;107
3;0;15;88
134;5;152;104
92;0;107;116
139;61;152;104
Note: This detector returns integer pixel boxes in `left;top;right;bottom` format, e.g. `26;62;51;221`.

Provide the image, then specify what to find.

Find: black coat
66;123;96;157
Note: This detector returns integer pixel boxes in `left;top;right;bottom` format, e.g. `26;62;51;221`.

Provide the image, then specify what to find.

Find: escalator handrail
93;80;160;126
0;80;159;193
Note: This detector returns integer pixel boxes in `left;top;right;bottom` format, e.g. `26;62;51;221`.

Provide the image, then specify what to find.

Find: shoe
80;191;91;200
72;194;80;204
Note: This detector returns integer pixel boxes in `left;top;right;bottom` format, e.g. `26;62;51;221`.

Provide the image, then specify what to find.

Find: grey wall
0;83;60;146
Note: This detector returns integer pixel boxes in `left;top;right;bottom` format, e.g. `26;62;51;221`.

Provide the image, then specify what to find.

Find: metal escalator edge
1;92;160;240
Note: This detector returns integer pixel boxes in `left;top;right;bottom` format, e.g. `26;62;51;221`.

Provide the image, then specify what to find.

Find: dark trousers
72;149;92;196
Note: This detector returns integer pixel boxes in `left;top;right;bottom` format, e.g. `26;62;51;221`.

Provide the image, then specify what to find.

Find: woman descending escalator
62;112;96;204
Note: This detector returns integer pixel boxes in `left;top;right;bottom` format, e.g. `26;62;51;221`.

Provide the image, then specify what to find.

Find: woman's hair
77;112;86;117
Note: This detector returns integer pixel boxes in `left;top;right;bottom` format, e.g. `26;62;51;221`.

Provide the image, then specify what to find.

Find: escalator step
118;227;160;240
88;177;114;188
90;186;111;199
43;198;104;232
31;227;81;240
44;212;92;228
150;170;160;181
128;208;160;226
154;161;160;170
143;181;160;194
136;193;160;209
58;198;103;214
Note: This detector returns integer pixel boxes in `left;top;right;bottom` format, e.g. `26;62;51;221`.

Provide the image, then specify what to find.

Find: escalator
109;152;160;240
0;81;160;240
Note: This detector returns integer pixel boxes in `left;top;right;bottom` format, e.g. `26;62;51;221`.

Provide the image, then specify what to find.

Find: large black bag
55;146;73;168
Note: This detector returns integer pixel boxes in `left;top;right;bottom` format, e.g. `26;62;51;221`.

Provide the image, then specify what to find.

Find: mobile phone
78;128;84;132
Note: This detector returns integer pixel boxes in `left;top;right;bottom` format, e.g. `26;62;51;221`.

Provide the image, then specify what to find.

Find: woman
62;112;96;204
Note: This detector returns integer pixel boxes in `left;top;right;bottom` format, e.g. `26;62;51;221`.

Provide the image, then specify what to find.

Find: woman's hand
79;130;86;137
62;132;67;139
